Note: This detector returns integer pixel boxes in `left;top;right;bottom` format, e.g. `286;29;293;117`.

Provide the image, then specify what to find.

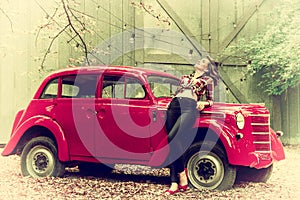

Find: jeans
166;97;197;183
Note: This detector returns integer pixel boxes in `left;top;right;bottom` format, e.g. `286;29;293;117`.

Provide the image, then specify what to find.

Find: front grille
250;114;271;153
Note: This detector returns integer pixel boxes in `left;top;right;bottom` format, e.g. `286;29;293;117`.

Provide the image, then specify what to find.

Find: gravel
0;145;299;200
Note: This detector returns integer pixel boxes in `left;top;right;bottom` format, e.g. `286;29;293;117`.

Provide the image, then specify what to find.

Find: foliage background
223;0;300;95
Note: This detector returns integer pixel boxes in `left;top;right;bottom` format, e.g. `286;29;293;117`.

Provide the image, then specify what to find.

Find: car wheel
185;141;236;190
21;136;65;177
236;165;273;183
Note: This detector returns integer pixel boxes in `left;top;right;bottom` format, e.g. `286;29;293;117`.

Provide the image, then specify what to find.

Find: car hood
156;98;269;115
204;102;270;115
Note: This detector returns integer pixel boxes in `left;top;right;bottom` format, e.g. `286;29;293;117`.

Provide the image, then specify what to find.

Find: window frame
58;74;99;99
147;75;179;98
39;78;60;99
100;74;147;100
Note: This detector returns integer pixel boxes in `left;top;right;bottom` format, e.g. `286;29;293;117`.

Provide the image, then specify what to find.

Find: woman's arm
196;77;214;111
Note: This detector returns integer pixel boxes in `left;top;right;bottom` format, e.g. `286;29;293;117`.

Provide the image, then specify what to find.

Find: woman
165;57;219;195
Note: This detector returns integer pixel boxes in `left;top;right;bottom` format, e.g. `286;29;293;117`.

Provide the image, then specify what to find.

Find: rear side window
102;76;125;98
62;75;98;98
40;78;59;99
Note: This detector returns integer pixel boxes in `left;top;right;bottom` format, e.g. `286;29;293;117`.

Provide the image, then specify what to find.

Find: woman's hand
166;102;170;109
196;101;212;111
196;102;206;111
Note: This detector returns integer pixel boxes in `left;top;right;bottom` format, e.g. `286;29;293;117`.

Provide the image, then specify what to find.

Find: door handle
97;108;106;119
86;109;97;115
152;111;157;122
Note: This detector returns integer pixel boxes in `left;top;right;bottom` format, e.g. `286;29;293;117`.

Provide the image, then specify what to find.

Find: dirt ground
0;145;299;200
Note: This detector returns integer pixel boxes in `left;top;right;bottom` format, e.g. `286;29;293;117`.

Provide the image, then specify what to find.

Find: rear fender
11;109;25;134
1;115;69;162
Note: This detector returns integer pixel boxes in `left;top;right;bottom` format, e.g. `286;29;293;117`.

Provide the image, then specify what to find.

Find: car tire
185;141;236;190
21;136;65;177
236;164;273;183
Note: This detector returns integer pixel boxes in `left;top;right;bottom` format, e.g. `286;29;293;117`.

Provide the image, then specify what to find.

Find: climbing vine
223;0;300;95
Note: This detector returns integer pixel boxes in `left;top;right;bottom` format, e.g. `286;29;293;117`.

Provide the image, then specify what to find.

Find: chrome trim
251;122;270;126
201;111;226;117
251;114;271;153
253;141;271;144
249;114;270;117
252;132;270;135
255;150;271;153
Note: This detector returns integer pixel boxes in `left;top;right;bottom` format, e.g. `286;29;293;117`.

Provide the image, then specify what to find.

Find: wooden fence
0;0;299;144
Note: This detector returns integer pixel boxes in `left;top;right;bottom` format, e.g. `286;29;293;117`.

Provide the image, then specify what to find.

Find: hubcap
197;158;217;182
27;145;55;177
187;151;224;190
33;152;49;172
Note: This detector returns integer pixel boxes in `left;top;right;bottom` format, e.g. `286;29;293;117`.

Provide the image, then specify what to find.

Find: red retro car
2;66;285;190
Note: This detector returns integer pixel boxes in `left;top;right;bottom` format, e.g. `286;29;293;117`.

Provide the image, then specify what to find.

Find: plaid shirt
175;73;214;102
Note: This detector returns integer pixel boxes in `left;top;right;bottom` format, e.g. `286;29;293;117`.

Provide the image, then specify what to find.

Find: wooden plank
287;85;300;144
156;0;248;103
210;0;219;58
201;0;210;52
218;0;265;52
144;53;191;64
271;95;282;134
219;66;249;103
156;0;203;57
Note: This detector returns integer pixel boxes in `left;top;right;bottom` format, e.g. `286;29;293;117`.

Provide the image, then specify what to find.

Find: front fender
196;118;238;163
1;115;69;162
197;117;285;169
270;129;285;161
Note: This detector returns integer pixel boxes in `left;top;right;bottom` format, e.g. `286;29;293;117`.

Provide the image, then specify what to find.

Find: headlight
236;113;245;129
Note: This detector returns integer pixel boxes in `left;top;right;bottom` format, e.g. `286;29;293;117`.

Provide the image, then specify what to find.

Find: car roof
47;65;178;79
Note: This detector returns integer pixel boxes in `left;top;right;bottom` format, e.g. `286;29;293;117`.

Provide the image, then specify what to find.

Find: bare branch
69;7;96;19
40;25;69;70
61;0;90;65
67;7;86;30
130;1;171;26
35;7;58;47
35;0;91;68
0;7;13;32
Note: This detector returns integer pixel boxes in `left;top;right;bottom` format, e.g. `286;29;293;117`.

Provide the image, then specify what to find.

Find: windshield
147;75;179;98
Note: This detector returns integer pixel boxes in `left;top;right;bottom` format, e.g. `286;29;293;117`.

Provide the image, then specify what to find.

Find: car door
146;75;180;166
53;74;99;158
94;73;153;162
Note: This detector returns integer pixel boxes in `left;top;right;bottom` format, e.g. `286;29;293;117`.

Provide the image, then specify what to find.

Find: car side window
125;77;145;99
102;76;125;98
102;75;145;99
147;76;179;98
61;75;98;98
40;78;59;99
